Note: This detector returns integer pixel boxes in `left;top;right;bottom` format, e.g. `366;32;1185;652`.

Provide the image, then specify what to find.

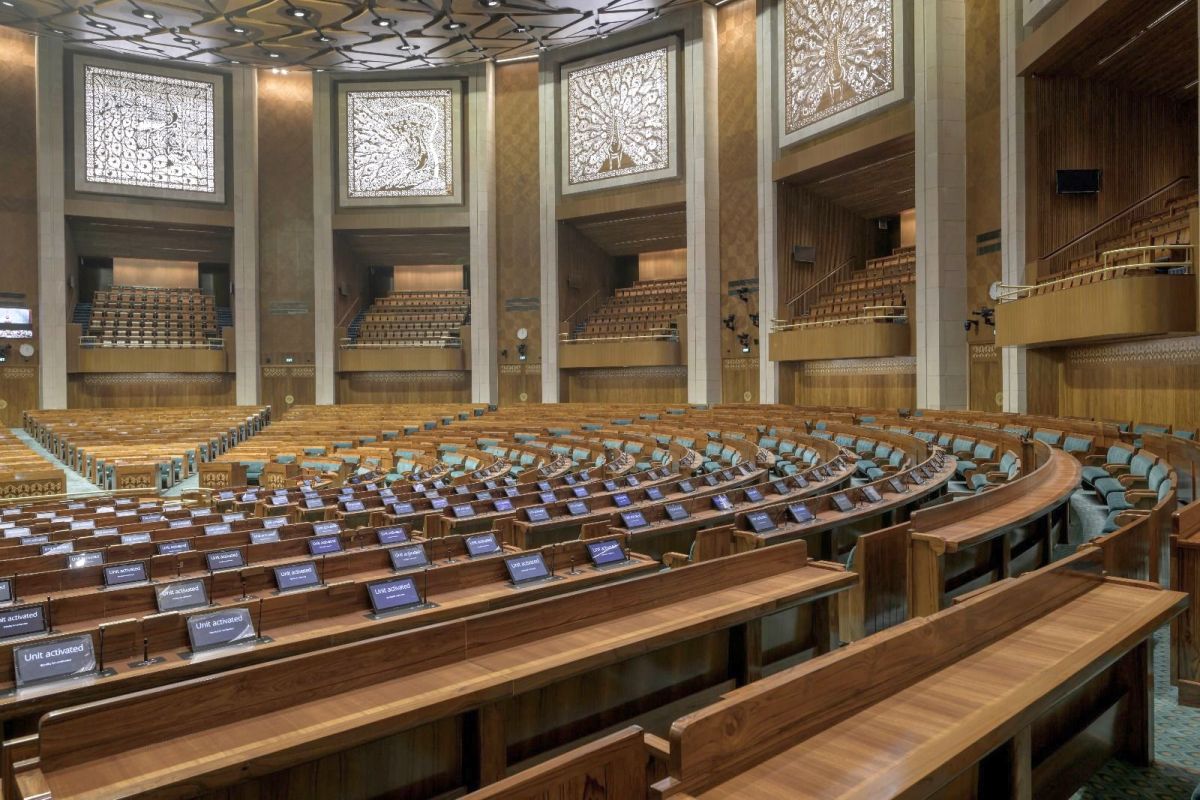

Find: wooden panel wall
792;358;916;409
0;29;39;425
638;249;687;281
495;62;543;405
969;344;1002;412
1027;76;1197;277
112;258;199;289
563;367;687;404
392;265;464;292
258;71;316;416
776;184;873;320
557;222;618;327
336;372;471;404
261;365;316;418
1027;338;1200;431
67;374;236;408
718;0;760;403
966;0;1002;411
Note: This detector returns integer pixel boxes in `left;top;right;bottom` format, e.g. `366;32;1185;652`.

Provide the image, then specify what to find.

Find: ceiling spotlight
313;33;331;42
230;26;246;33
396;42;416;50
513;24;527;32
1;2;15;7
373;17;392;27
138;10;157;20
483;0;500;6
229;59;240;64
286;7;307;17
268;52;280;58
446;19;465;29
87;20;114;29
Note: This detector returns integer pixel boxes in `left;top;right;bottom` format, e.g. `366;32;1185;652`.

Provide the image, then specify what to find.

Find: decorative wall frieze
356;370;469;384
800;356;916;375
81;373;228;386
1066;336;1200;367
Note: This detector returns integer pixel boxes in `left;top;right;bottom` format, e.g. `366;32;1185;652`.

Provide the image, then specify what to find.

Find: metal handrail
772;313;907;332
1040;175;1190;262
339;336;462;349
560;329;679;344
562;289;603;328
785;257;857;311
994;251;1194;301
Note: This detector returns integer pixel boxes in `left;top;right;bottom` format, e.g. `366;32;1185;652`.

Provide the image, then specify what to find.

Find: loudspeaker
792;245;816;263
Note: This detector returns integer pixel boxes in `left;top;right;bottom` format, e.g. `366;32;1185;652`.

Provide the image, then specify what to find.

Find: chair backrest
1062;434;1092;454
1107;444;1134;465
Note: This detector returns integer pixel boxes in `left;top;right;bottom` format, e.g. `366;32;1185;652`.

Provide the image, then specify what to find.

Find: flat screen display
711;494;733;511
389;544;429;571
308;535;342;555
504;553;550;584
377;526;409;545
787;504;815;524
367;576;422;613
205;549;244;571
586;538;625;566
526;506;550;523
831;493;855;513
465;533;501;558
620;510;648;529
103;561;149;587
273;562;320;592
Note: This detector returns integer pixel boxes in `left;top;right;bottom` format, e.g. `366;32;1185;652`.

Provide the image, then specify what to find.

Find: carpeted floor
11;427;100;495
1072;628;1200;799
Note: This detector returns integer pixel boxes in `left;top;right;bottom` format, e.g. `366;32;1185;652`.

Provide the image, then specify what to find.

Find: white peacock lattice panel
338;81;462;206
780;0;909;146
562;38;679;194
74;57;224;203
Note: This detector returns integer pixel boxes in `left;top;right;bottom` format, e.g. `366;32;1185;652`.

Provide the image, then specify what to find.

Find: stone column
755;0;780;403
914;0;969;410
311;73;335;405
537;61;560;403
231;67;260;406
35;37;66;409
684;3;722;405
999;0;1028;412
468;63;499;406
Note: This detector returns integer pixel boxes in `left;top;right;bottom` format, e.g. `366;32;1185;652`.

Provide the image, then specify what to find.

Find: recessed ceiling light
373;17;392;27
286;7;307;17
268;52;280;58
138;10;157;19
483;0;500;6
446;20;465;29
513;24;527;32
313;33;331;42
229;59;239;64
87;20;114;29
230;26;246;33
397;42;416;50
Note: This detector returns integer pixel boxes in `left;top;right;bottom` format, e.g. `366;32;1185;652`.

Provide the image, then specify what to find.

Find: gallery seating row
350;290;469;348
84;286;220;349
571;278;687;341
782;246;915;328
1028;192;1197;294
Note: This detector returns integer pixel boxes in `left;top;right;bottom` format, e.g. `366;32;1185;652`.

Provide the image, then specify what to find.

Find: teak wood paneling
0;29;38;425
775;185;874;320
995;276;1197;347
562;367;687;404
791;359;917;409
495;62;542;404
718;0;760;402
771;322;912;362
1027;338;1200;432
336;372;471;404
258;70;317;375
66;373;236;409
1026;76;1197;277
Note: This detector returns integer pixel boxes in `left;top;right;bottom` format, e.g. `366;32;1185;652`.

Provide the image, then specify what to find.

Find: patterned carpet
1072;628;1200;799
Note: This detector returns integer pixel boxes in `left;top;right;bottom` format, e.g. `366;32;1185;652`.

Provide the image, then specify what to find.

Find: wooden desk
1171;499;1200;707
13;542;853;800
652;550;1186;800
908;447;1081;617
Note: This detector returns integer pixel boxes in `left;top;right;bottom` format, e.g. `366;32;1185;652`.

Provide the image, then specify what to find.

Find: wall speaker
792;245;816;263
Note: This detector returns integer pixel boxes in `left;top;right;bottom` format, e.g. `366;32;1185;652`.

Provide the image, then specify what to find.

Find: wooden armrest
1104;463;1130;476
662;552;691;569
1119;474;1147;488
643;732;671;765
1083;454;1105;466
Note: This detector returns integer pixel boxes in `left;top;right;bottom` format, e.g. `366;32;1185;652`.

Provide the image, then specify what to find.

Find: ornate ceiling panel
0;0;702;71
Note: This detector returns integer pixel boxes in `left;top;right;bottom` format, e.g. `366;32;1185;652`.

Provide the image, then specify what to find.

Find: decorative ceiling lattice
0;0;702;71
